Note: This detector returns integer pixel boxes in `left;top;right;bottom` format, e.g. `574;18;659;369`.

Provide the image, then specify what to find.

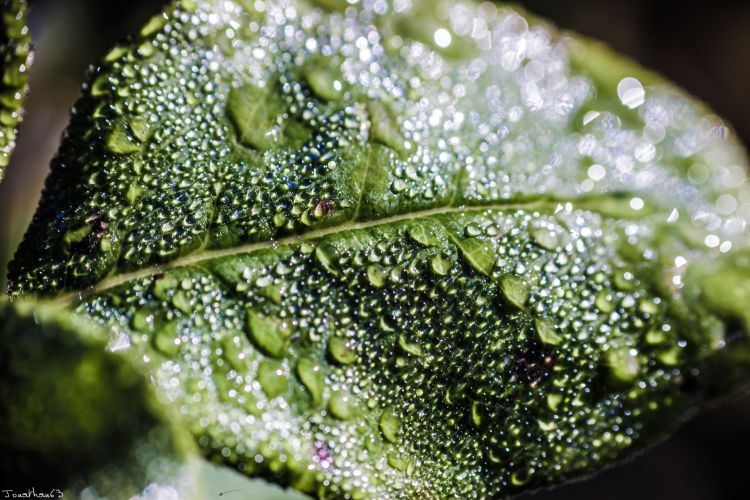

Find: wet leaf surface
4;0;750;497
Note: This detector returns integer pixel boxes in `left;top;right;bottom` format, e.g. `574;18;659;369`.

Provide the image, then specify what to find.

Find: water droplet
257;360;288;398
105;123;142;155
499;275;530;310
296;357;324;405
453;235;495;277
62;225;93;254
315;245;339;276
328;336;357;365
328;391;353;420
704;234;720;248
546;393;562;411
582;111;600;126
434;28;452;48
398;335;423;357
595;291;614;313
408;222;441;247
587;164;606;181
153;321;179;357
273;212;287;227
104;45;128;63
304;60;344;101
645;326;667;345
379;408;402;443
613;270;636;292
605;347;640;382
639;298;660;315
430;254;451;276
464;224;482;238
130;310;152;332
387;452;409;472
657;346;680;366
626;197;645;213
470;401;483;427
246;310;288;358
534;318;562;345
227;83;283;151
617;77;645;109
140;13;167;38
125;182;143;205
256;281;281;304
529;225;561;251
128;117;152;142
221;332;248;372
367;265;386;288
171;290;192;313
391;179;408;193
538;420;556;432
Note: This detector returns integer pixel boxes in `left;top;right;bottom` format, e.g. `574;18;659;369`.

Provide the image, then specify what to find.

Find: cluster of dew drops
63;0;750;497
12;0;749;296
86;212;696;498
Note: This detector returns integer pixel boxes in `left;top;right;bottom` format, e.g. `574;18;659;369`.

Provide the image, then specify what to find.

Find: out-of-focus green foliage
0;0;30;178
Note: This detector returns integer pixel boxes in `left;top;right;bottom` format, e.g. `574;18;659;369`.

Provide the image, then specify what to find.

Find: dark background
1;1;749;498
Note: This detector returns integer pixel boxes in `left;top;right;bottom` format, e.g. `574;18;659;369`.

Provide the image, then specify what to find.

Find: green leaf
227;82;285;151
0;0;31;178
0;299;196;496
5;0;750;498
499;274;530;310
534;318;562;346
